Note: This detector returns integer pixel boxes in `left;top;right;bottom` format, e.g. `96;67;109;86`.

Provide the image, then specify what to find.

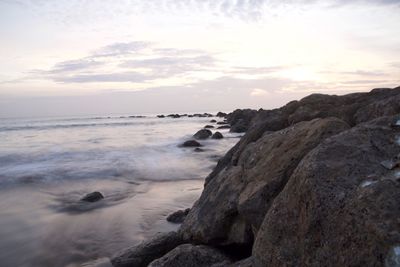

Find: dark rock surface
81;191;104;202
193;129;212;140
216;112;227;117
148;244;231;267
180;140;202;147
217;125;231;129
211;132;224;139
210;119;217;123
194;148;205;152
166;208;190;224
204;125;214;129
111;232;184;267
253;116;400;266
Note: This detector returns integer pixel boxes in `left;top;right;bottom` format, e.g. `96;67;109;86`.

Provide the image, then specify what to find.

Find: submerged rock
166;208;191;224
204;125;215;129
81;191;104;202
148;244;231;267
211;132;224;139
194;148;205;152
111;232;184;267
217;125;231;130
210;119;217;123
193;129;212;140
180;140;202;147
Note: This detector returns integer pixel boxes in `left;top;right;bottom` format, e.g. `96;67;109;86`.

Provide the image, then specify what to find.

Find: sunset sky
0;0;399;117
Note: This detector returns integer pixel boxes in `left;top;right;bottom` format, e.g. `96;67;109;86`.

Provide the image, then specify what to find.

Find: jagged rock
204;125;215;129
167;208;190;224
253;116;400;267
211;132;224;139
193;129;212;140
180;140;202;147
148;244;232;267
111;232;185;267
180;118;350;246
81;191;104;202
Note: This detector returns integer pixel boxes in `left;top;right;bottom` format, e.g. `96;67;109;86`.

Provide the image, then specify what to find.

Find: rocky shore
107;86;400;267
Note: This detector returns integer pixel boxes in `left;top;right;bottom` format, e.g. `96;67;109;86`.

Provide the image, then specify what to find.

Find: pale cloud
250;88;269;96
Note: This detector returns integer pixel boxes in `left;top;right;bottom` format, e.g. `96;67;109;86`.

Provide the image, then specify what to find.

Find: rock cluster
111;86;400;267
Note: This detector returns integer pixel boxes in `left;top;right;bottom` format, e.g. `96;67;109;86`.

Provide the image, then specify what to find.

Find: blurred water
0;115;240;267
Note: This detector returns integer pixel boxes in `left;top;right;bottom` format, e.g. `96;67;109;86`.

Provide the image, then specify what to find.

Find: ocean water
0;115;241;267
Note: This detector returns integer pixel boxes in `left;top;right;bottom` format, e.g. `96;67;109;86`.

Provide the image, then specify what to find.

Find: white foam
361;180;377;187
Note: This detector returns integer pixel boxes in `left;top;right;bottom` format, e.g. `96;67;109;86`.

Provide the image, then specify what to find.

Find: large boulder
111;232;185;267
253;116;400;267
148;244;232;267
180;117;350;247
193;129;212;139
211;132;224;139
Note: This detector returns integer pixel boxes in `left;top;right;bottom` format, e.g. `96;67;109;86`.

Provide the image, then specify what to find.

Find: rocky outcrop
111;86;400;267
148;244;231;267
253;116;400;266
111;232;184;267
180;117;350;246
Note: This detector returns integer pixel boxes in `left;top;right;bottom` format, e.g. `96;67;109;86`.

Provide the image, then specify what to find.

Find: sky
0;0;399;118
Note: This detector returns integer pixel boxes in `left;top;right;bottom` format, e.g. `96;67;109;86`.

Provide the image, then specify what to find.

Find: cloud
92;41;151;58
53;72;151;83
250;88;269;96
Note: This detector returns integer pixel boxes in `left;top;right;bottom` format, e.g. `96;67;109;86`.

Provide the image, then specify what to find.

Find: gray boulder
111;232;184;267
193;129;212;139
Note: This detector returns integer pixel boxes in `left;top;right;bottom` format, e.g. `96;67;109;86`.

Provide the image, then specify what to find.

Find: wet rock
148;244;232;267
111;231;185;267
216;121;228;125
157;115;165;118
194;148;205;152
210;119;217;123
216;112;227;117
193;129;212;140
211;132;224;139
253;116;400;267
204;125;215;129
81;191;104;202
166;208;190;224
167;114;180;119
181;140;202;147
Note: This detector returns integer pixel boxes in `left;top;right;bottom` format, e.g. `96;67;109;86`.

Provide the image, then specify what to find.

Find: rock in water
81;191;104;202
211;132;224;139
193;129;212;139
204;125;214;129
194;148;205;152
210;119;217;123
148;244;231;267
166;208;190;224
217;125;230;129
111;232;184;267
180;140;202;147
216;112;227;117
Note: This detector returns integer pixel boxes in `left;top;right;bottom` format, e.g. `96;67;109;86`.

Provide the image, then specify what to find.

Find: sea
0;114;241;267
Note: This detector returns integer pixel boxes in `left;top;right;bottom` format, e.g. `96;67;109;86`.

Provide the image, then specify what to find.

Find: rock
180;118;350;247
217;125;231;129
157;115;165;118
193;129;212;140
167;208;190;224
181;140;202;147
210;119;217;123
216;112;227;117
194;148;205;152
81;191;104;202
148;244;232;267
204;125;215;129
167;114;180;118
230;119;248;133
253;116;400;267
111;232;185;267
211;132;224;139
226;109;257;133
216;121;228;125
